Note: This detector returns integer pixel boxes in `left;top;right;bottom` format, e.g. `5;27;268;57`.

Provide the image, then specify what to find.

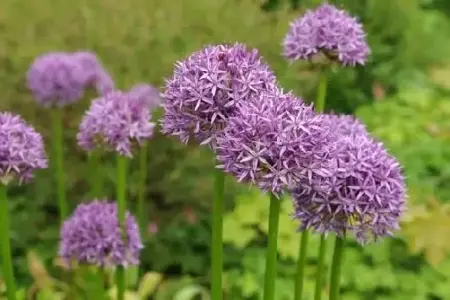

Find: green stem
51;109;68;221
294;230;309;300
211;168;225;300
116;154;128;300
88;152;103;199
0;184;17;300
315;73;328;113
137;143;148;239
329;236;345;300
313;235;327;300
263;193;281;300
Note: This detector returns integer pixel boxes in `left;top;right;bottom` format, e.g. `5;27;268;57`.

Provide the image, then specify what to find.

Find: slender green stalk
329;236;345;300
96;268;106;300
137;143;148;238
294;230;309;300
313;235;327;300
263;193;281;300
0;184;16;300
116;154;128;300
51;109;68;221
315;73;328;113
88;152;102;198
211;168;225;300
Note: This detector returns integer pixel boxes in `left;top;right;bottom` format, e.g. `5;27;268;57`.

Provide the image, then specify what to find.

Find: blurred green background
1;0;450;298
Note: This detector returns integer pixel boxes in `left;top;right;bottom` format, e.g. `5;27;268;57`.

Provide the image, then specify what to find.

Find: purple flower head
161;43;278;146
216;89;337;196
77;91;155;157
0;112;48;185
128;83;161;110
58;200;143;267
283;4;370;66
292;118;406;244
324;113;367;137
72;51;115;95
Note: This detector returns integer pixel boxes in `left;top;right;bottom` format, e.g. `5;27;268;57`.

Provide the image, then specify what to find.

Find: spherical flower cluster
58;200;143;267
292;116;406;244
77;91;155;157
161;43;277;145
26;51;114;107
283;3;370;66
324;113;367;137
128;83;161;109
216;89;336;195
0;112;48;184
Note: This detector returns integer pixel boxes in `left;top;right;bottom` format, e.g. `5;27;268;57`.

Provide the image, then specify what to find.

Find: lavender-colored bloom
283;4;370;66
161;43;277;145
324;113;367;137
128;83;161;109
0;112;48;184
77;91;155;157
292;117;406;244
58;200;143;267
26;51;114;107
216;89;336;196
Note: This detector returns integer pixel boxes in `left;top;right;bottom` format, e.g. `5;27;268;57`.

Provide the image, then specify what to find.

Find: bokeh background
1;0;450;299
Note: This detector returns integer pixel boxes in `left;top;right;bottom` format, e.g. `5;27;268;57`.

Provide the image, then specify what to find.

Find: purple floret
77;91;155;157
283;4;370;66
216;89;337;196
58;200;143;267
0;112;48;184
128;83;161;109
161;43;278;146
292;115;406;244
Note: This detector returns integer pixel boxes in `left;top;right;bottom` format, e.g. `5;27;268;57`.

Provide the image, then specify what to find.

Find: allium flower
292;117;406;244
216;89;336;195
324;113;367;137
58;200;143;267
0;112;47;184
26;51;114;107
73;51;115;95
128;83;161;109
161;43;277;145
283;4;370;66
77;91;155;157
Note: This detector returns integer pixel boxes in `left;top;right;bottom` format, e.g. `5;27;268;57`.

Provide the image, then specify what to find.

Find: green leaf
173;285;211;300
223;215;257;249
137;272;164;298
125;266;139;288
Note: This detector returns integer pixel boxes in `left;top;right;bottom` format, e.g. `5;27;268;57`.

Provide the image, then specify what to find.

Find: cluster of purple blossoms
128;83;161;110
0;112;48;184
161;43;277;146
58;200;143;267
292;115;406;244
26;51;114;107
77;91;155;157
216;89;336;196
283;3;370;66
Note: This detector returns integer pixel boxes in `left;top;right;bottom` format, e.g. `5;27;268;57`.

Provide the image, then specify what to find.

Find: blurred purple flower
283;4;370;66
128;83;161;109
26;51;114;107
59;200;143;267
77;91;155;157
292;116;406;244
216;89;336;196
161;43;278;146
0;112;48;184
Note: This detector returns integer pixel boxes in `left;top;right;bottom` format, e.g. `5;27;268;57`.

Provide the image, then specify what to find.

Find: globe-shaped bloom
128;83;161;109
283;4;370;66
58;200;143;267
161;43;278;145
77;91;155;157
292;116;406;244
216;89;337;196
26;51;114;107
0;112;48;184
324;113;367;137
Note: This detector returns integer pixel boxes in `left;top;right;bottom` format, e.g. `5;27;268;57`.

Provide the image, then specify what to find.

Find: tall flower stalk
116;154;128;300
329;234;345;300
88;151;103;198
137;143;149;237
0;112;48;300
211;169;225;300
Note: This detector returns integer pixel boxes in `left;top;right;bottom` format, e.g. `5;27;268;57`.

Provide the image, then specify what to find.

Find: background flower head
58;200;143;267
73;51;115;95
77;91;155;157
283;3;370;66
128;83;161;109
292;117;406;244
0;112;48;184
216;89;336;195
161;43;277;145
